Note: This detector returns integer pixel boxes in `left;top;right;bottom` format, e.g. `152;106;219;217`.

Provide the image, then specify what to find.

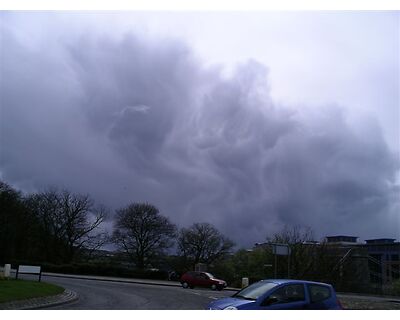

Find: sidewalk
337;291;400;303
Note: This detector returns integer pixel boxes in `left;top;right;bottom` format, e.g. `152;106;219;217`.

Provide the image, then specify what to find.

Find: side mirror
261;296;279;306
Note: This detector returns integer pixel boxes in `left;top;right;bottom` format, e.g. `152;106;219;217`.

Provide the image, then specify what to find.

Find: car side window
308;285;331;303
267;284;305;304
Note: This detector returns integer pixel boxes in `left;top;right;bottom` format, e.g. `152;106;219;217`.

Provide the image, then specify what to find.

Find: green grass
0;279;64;303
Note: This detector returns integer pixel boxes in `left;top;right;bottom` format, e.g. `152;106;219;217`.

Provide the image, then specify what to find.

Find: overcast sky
0;11;399;247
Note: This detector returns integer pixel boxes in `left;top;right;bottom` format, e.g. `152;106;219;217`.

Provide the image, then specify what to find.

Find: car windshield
233;281;278;300
204;272;215;279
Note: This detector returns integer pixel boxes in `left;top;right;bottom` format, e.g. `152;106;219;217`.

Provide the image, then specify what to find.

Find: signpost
16;265;42;282
270;243;291;279
4;264;11;278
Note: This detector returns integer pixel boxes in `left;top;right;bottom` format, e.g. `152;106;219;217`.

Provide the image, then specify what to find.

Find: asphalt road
13;273;400;310
39;275;233;310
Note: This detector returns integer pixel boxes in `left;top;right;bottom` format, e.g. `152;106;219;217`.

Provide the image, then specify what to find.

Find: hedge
2;260;169;281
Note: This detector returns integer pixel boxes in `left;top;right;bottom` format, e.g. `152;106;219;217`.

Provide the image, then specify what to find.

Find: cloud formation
1;15;399;247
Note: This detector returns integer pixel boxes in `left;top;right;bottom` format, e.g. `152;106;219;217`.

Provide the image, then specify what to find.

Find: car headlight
224;306;238;310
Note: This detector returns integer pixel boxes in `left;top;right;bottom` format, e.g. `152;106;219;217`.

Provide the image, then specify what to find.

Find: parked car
180;271;227;290
207;279;343;310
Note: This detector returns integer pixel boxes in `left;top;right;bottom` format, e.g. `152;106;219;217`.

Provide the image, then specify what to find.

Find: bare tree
58;191;107;261
267;225;314;244
178;222;235;267
267;225;316;279
28;189;108;262
112;202;176;269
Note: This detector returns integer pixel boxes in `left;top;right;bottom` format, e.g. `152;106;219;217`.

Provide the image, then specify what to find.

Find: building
252;234;400;293
324;236;400;285
325;235;360;246
362;238;400;285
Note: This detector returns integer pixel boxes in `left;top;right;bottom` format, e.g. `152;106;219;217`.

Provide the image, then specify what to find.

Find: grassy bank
0;279;64;303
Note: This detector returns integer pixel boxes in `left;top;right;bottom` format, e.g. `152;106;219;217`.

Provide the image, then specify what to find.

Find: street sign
269;243;291;278
271;243;291;256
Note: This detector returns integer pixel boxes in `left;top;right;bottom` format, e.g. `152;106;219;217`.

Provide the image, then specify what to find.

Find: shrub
391;279;400;296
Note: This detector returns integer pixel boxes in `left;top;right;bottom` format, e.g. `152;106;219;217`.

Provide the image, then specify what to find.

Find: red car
180;271;227;290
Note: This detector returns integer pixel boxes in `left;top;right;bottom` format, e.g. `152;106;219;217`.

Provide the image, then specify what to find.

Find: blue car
207;279;343;310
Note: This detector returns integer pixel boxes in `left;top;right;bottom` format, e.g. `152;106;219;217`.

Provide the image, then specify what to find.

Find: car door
197;272;210;287
190;272;203;286
259;284;308;310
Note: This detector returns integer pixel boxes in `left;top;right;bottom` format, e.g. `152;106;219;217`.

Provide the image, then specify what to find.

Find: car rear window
308;285;331;303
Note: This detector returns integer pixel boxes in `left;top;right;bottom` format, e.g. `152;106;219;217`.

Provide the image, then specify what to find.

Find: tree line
0;180;234;270
0;181;108;264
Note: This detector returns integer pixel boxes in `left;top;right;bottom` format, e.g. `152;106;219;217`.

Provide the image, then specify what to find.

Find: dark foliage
0;181;107;264
0;181;41;263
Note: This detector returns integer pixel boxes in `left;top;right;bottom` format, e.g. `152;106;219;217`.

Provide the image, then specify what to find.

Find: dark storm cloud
1;21;399;247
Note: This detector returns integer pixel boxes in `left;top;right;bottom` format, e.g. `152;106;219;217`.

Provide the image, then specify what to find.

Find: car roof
260;279;333;287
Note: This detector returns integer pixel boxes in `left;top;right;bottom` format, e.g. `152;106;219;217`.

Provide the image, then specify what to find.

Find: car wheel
182;282;189;289
211;284;217;290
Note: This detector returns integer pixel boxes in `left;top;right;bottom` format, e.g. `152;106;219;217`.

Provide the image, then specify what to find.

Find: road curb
43;273;240;292
32;289;79;310
0;289;79;310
